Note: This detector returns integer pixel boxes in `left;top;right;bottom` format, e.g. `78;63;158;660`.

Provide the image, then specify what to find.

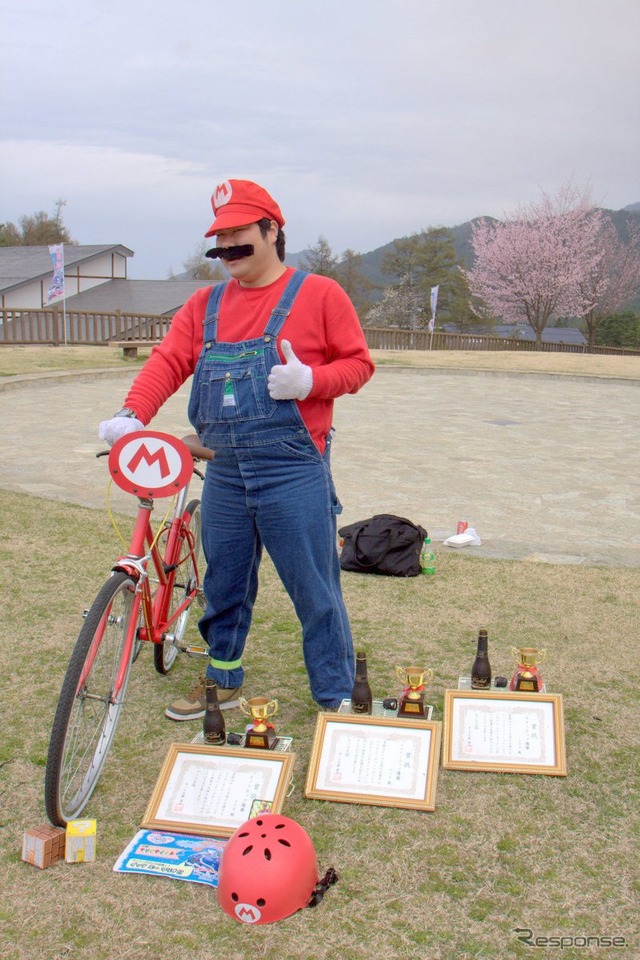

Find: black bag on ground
338;514;428;577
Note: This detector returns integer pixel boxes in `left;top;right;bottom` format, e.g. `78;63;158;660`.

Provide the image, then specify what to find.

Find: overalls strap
201;270;309;346
202;281;228;346
263;270;309;339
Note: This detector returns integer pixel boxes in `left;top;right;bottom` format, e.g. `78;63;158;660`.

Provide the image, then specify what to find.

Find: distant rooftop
0;244;210;313
0;245;133;291
66;278;210;315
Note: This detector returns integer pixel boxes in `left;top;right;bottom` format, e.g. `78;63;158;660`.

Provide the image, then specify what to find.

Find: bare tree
172;240;225;281
0;199;74;245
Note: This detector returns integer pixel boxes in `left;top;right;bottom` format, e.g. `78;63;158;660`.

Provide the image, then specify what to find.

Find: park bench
109;340;161;359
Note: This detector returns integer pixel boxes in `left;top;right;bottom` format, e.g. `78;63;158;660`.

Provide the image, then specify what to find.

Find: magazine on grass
114;829;226;887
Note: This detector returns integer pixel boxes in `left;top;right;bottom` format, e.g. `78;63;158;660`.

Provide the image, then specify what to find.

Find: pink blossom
465;183;607;342
580;219;640;347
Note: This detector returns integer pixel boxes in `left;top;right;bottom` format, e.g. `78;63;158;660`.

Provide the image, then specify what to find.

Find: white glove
267;340;313;401
98;416;145;446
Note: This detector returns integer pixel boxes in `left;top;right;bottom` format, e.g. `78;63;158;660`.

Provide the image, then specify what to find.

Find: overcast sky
1;0;638;279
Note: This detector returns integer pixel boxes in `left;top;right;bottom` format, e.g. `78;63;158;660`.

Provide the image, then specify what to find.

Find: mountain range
287;203;640;292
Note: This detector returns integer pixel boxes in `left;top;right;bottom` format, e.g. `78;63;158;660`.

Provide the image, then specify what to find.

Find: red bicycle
44;432;213;826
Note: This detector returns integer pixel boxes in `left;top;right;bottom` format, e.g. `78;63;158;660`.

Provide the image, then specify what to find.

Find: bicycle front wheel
44;572;138;826
154;498;203;674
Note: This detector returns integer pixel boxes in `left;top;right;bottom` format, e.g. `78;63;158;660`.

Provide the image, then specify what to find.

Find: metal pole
62;243;68;345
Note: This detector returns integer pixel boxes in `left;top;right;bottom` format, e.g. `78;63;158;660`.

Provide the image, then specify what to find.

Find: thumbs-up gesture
267;340;313;400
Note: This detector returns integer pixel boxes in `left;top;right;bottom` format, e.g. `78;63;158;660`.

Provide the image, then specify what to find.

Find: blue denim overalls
187;270;355;708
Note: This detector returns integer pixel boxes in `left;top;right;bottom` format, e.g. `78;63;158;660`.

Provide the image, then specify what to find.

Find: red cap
204;179;285;237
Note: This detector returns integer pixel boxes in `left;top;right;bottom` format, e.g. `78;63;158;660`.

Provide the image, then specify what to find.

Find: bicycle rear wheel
44;571;138;826
153;498;203;674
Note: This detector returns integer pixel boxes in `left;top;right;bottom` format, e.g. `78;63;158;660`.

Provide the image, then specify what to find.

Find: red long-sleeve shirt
124;267;375;452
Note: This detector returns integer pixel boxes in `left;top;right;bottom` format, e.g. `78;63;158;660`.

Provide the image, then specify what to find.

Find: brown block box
22;825;66;869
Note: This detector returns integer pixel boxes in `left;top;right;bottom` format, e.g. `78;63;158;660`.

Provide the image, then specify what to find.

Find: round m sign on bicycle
108;431;194;498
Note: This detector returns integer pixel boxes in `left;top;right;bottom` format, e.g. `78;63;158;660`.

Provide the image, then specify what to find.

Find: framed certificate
304;714;441;811
141;744;296;837
442;690;566;776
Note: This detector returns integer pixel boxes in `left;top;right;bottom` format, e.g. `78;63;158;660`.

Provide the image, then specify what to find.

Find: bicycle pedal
183;644;208;658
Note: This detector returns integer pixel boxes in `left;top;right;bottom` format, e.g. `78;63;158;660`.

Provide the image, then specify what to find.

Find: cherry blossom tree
579;219;640;349
365;274;423;329
465;184;606;344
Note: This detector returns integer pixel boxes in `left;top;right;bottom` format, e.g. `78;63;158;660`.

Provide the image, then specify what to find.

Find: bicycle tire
153;498;203;674
44;571;137;826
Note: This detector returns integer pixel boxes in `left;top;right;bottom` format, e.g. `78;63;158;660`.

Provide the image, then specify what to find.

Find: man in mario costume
99;179;374;718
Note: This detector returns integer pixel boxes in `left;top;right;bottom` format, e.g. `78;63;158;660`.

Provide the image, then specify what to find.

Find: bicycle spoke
153;500;202;674
45;573;137;825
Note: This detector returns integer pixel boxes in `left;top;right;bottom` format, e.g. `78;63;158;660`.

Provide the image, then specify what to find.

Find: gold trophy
239;696;278;749
395;666;434;718
509;647;547;692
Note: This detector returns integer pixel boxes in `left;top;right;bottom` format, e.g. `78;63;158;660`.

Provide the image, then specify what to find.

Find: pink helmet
217;815;320;924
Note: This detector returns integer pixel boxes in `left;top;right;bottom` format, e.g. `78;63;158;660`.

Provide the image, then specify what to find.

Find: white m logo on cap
214;181;232;208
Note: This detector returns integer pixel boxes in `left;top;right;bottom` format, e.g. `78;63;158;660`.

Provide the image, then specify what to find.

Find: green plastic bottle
420;537;435;576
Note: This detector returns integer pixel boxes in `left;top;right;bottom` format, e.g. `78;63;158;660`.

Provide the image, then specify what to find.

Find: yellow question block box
65;819;97;863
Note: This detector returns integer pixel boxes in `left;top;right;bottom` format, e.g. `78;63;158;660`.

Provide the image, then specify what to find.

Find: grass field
0;347;638;960
0;345;147;377
1;342;640;381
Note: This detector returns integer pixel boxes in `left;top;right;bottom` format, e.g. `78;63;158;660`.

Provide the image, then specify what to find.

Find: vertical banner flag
429;284;439;333
46;244;65;302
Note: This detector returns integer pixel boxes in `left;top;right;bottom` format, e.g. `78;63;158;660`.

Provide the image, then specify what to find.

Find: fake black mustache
206;245;255;261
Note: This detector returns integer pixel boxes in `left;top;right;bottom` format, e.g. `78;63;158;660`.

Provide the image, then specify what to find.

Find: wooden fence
0;308;171;346
363;327;639;355
0;308;638;356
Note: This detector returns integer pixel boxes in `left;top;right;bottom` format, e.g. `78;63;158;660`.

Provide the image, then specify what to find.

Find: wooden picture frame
304;713;442;811
141;743;296;837
442;690;567;776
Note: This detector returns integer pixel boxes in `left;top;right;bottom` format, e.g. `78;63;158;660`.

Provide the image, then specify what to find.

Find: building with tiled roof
0;244;209;312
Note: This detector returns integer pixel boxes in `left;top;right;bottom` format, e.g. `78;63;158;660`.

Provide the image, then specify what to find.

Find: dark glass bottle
351;651;373;714
203;681;226;744
471;629;492;689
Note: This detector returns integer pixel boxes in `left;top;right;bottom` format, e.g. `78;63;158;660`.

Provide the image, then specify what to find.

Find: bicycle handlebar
181;434;215;462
